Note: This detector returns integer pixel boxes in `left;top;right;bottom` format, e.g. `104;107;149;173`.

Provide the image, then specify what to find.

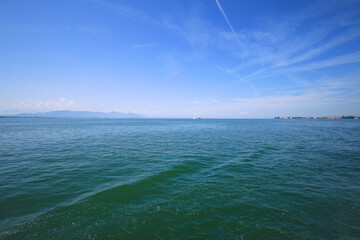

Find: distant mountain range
1;110;143;118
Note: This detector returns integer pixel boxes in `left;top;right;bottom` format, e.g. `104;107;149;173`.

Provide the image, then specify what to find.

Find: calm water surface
0;118;359;239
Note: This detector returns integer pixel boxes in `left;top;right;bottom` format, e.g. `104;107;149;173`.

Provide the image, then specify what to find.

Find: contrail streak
215;0;248;60
215;0;236;35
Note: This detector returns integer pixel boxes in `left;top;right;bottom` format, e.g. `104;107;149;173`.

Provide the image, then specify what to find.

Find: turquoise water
0;118;359;239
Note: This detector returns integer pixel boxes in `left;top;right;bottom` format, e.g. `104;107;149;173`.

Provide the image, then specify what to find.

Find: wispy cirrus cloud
281;27;360;67
161;52;182;76
132;42;159;49
89;0;160;25
288;50;360;72
214;0;360;98
183;82;359;118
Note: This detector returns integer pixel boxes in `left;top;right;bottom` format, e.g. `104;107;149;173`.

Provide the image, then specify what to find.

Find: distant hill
3;110;143;118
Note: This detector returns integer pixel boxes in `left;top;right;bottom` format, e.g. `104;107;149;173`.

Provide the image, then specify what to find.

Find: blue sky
1;0;360;118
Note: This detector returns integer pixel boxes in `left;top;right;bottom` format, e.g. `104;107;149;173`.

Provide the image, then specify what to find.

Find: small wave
57;158;206;207
86;163;196;203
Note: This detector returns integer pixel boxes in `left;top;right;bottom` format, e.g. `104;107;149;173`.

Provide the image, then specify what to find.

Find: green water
0;118;359;239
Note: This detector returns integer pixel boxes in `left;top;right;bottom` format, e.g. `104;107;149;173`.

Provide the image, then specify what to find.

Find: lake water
0;118;359;239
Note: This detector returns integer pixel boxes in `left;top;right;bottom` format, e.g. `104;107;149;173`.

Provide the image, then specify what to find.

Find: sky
1;0;360;118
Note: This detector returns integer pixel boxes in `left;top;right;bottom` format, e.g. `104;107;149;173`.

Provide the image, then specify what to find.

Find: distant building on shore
274;116;359;120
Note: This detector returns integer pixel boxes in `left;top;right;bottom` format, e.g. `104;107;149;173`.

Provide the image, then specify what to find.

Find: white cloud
17;98;77;111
